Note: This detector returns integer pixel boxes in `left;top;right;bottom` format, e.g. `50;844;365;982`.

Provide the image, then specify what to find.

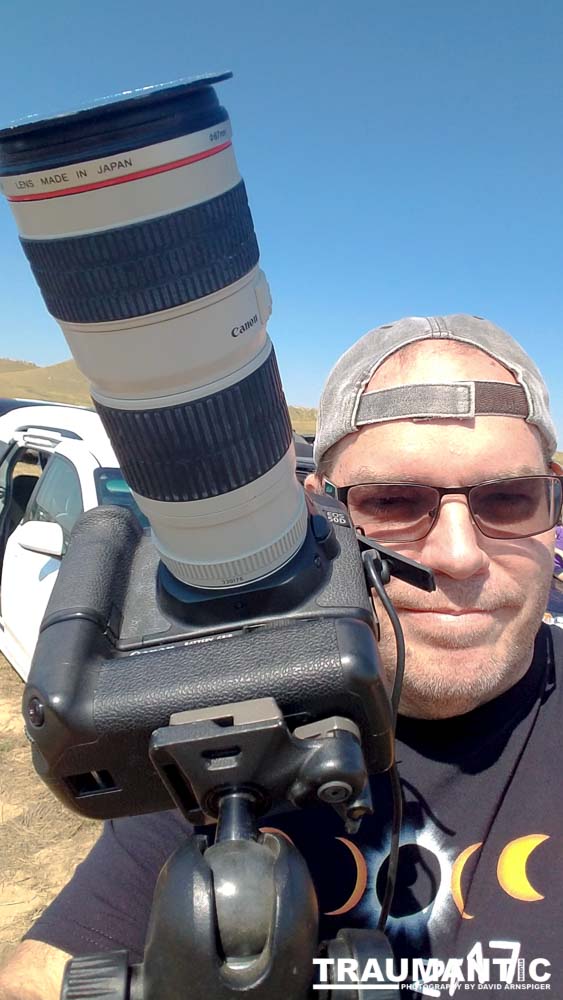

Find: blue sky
0;1;561;443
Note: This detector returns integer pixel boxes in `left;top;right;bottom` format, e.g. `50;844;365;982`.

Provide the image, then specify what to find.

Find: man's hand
0;940;71;1000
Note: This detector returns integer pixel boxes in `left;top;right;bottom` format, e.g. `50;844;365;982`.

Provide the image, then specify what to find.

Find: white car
0;405;316;681
0;404;147;680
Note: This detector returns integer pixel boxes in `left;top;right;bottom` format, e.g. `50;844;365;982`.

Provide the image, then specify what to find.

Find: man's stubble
372;570;552;719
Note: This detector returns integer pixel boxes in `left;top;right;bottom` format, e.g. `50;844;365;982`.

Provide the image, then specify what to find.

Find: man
1;314;562;999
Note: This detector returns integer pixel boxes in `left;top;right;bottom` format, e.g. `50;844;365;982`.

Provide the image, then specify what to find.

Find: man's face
314;342;556;719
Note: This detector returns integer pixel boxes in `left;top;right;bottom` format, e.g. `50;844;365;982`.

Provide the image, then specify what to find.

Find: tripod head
59;709;396;1000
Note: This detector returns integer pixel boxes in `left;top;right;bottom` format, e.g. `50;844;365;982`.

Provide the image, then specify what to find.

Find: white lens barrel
140;451;308;588
0;77;307;589
4;127;239;238
61;266;272;400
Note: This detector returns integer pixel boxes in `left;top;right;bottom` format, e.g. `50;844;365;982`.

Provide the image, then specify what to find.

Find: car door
0;453;84;680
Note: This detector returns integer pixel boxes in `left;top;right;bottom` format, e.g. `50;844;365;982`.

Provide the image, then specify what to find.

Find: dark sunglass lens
347;484;439;541
471;477;558;538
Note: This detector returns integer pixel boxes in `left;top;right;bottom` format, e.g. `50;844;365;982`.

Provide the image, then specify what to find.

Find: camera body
24;490;393;824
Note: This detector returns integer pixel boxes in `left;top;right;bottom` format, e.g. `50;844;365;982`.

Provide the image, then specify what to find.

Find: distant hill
0;358;318;434
287;406;317;435
0;359;39;375
0;359;91;406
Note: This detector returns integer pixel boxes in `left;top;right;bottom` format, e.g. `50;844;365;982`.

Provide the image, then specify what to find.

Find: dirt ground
0;653;100;966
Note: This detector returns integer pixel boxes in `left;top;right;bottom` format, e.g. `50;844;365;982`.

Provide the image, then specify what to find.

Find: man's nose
418;496;490;579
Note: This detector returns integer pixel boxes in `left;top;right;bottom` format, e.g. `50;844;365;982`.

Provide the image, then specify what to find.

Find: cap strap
356;381;530;426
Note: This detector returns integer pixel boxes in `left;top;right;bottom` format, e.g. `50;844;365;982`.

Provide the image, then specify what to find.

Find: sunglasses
324;475;563;543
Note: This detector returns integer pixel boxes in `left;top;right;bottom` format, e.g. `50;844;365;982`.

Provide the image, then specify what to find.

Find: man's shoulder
544;620;563;663
528;623;563;733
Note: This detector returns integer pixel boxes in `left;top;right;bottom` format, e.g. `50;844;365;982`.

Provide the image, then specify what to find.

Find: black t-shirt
27;624;563;994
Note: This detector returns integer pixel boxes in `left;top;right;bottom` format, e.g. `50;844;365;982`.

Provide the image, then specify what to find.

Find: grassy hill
0;358;318;434
0;359;39;375
0;360;92;407
287;406;317;435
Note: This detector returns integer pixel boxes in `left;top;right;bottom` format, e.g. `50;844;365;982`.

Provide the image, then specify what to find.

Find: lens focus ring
21;181;258;323
94;347;293;502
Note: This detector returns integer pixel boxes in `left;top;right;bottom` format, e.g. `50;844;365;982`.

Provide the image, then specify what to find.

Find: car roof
0;403;118;466
0;396;61;417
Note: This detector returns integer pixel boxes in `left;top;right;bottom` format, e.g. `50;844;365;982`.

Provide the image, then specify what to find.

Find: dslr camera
0;74;430;999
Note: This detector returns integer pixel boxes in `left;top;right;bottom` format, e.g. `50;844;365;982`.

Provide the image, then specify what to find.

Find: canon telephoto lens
0;74;307;587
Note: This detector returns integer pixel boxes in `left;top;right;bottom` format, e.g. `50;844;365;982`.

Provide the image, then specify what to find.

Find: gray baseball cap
313;314;557;467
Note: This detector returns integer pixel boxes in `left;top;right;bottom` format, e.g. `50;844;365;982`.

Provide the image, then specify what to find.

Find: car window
94;468;150;530
24;454;84;548
0;444;42;527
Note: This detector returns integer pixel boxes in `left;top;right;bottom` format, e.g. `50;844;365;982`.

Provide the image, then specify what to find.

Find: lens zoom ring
94;349;293;501
21;181;258;323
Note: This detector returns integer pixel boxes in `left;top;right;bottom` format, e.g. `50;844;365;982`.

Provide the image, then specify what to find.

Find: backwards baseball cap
313;314;557;467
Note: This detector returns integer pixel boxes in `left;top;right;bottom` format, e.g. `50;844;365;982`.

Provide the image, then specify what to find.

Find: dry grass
0;657;100;966
0;361;38;375
0;360;92;407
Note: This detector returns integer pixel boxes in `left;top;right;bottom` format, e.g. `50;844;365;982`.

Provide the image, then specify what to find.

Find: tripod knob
61;950;130;999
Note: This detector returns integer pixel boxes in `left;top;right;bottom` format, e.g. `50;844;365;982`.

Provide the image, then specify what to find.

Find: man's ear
550;460;563;475
304;472;323;495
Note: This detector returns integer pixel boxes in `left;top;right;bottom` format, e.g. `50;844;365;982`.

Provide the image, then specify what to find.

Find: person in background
554;517;563;581
545;516;563;624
